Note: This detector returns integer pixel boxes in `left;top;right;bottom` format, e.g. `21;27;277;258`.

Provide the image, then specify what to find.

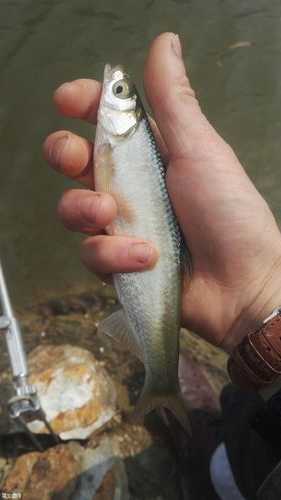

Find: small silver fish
94;64;190;432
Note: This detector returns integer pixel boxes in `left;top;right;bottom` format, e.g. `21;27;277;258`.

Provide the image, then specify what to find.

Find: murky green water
0;0;281;307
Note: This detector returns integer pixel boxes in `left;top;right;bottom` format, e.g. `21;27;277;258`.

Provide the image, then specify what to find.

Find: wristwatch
227;307;281;392
228;308;281;450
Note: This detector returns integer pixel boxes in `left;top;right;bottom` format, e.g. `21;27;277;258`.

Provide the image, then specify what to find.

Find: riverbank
0;285;228;499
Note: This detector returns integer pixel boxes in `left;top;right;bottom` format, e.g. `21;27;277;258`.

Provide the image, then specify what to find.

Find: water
0;0;281;306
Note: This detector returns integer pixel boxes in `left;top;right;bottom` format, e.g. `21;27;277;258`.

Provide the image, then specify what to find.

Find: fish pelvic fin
131;387;191;436
98;309;143;361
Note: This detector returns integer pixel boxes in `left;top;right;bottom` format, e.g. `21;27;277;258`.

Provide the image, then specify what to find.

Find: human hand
43;33;281;352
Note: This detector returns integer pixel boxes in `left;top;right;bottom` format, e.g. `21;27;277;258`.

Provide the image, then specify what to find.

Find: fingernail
51;135;69;166
129;242;154;265
171;34;182;59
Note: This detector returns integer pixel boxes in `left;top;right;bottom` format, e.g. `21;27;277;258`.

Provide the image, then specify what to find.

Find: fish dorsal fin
98;309;143;361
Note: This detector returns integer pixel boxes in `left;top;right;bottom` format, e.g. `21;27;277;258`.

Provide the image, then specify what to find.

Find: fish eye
113;79;133;99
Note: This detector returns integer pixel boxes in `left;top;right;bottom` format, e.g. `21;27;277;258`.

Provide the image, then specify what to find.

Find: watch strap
227;310;281;391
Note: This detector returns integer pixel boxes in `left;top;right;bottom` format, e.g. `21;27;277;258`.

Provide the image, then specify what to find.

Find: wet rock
180;329;229;411
88;423;154;459
90;424;185;499
27;345;119;440
125;444;184;500
2;441;129;500
45;298;72;316
38;293;104;317
2;420;183;499
0;457;11;485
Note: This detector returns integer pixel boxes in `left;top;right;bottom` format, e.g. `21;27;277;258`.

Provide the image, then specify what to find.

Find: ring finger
58;189;117;234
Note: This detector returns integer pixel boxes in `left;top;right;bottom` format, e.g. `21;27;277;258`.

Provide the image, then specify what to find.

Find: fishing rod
0;259;59;451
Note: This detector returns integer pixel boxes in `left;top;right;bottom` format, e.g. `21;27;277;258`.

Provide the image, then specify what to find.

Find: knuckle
157;76;198;113
175;75;197;100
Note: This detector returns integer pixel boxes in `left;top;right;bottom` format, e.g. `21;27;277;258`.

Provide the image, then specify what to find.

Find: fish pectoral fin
98;309;143;361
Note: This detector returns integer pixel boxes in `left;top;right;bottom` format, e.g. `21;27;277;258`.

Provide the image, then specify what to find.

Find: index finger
54;79;102;123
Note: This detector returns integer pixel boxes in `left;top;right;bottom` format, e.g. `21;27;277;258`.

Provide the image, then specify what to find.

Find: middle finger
58;189;117;234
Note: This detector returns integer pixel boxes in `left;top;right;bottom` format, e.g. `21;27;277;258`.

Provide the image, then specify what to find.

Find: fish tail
131;386;191;435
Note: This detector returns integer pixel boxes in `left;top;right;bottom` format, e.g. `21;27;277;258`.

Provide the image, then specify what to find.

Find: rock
180;329;229;411
2;441;129;500
2;424;183;500
0;457;11;485
87;423;187;499
0;292;230;499
88;423;153;459
45;298;72;316
39;293;103;317
27;345;118;440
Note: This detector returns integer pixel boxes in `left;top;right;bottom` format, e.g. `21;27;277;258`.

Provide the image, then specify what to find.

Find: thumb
144;32;230;163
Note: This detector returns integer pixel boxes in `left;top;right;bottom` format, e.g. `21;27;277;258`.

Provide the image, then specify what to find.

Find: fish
94;64;191;433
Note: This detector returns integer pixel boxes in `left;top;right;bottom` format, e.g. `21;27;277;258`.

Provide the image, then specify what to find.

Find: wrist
222;254;281;354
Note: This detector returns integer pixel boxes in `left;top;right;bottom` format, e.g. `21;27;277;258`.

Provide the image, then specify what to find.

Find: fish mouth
104;64;127;83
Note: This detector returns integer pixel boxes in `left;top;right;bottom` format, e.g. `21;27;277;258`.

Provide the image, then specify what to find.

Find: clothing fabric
210;442;246;500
